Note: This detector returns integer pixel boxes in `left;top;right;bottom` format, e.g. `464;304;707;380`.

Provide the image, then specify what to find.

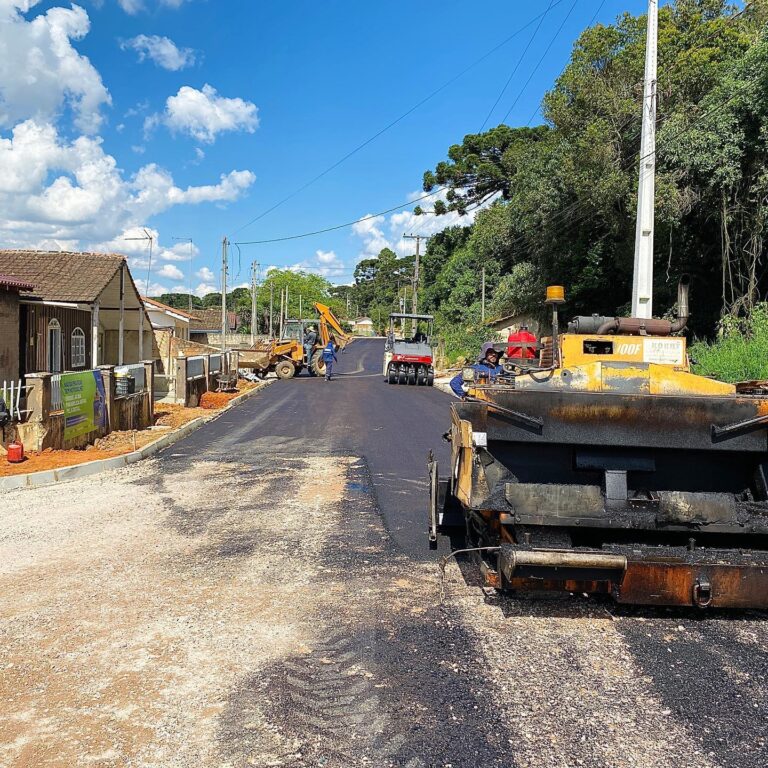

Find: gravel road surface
1;338;766;768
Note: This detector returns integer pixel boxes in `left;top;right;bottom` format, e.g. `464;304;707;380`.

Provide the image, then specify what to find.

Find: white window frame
71;327;86;369
47;318;62;373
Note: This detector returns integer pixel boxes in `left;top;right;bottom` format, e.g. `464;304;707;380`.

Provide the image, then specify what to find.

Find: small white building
350;316;375;336
143;296;192;340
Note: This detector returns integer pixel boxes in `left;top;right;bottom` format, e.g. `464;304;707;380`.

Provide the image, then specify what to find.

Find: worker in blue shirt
322;335;338;381
450;343;503;398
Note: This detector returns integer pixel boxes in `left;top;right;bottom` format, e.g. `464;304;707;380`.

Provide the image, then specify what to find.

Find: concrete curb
0;380;271;492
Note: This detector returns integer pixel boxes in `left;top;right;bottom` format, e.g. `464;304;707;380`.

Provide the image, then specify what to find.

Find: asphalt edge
0;380;273;492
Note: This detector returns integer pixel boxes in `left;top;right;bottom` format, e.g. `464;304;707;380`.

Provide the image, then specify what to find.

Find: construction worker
450;342;503;398
507;324;537;360
303;325;317;371
322;334;338;381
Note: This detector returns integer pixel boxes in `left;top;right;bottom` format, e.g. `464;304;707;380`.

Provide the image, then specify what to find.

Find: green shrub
690;304;768;383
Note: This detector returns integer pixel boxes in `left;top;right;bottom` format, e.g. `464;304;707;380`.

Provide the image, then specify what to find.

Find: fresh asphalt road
6;337;767;767
164;337;454;559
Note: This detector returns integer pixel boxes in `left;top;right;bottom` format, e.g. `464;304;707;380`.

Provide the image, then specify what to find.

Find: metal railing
187;355;206;380
115;364;147;394
1;379;27;421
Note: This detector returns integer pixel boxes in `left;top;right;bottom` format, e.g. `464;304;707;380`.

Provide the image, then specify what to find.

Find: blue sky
0;0;653;295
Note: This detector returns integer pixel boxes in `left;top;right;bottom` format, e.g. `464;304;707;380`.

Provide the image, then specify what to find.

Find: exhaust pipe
596;274;690;336
499;546;627;582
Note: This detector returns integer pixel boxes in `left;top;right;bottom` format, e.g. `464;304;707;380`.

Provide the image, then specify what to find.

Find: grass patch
690;304;768;383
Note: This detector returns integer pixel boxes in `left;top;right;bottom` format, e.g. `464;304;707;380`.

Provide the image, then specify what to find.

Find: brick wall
0;289;20;383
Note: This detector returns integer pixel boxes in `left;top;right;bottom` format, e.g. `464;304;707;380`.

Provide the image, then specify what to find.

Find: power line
231;0;570;236
232;188;449;246
499;0;579;125
479;1;556;132
524;0;754;127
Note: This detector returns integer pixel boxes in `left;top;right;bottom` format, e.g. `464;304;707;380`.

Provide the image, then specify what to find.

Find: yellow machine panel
560;333;688;369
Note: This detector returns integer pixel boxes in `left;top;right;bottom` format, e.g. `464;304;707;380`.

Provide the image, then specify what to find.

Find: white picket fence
1;379;27;421
51;374;63;411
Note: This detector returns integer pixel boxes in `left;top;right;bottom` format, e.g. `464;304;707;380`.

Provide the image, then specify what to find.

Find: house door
47;319;62;373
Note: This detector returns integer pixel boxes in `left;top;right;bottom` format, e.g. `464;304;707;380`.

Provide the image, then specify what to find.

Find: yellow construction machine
238;302;350;380
430;279;768;608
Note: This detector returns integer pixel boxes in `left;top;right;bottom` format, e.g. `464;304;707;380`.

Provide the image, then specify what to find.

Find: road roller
429;280;768;608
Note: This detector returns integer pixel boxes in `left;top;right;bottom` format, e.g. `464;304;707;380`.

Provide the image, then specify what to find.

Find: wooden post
118;262;125;365
143;359;155;419
98;365;116;433
138;305;145;361
91;300;100;368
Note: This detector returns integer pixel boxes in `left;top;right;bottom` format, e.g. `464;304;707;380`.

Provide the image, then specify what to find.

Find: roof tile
0;250;125;302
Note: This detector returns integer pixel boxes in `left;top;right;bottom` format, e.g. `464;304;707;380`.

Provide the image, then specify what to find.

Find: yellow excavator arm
314;302;351;349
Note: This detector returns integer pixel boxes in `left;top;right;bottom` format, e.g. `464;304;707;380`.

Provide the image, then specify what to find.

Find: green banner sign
61;371;107;441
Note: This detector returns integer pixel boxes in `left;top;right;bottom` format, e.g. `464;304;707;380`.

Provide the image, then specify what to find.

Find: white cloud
196;266;214;281
0;119;255;247
0;2;110;133
148;84;259;143
316;249;338;264
117;0;189;13
346;189;494;273
157;263;184;280
194;281;218;297
351;214;391;260
121;34;195;71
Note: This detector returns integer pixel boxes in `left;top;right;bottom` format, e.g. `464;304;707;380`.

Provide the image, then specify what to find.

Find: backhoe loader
237;302;350;380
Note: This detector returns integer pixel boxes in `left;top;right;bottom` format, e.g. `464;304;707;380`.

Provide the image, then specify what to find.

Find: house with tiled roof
188;308;238;344
0;274;35;383
0;250;154;377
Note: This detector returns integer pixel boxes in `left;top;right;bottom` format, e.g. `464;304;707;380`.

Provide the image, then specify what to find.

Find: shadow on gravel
220;617;517;768
618;614;768;768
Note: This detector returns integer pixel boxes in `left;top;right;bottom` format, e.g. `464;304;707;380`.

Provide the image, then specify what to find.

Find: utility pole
250;260;260;344
279;287;284;338
269;282;274;338
481;265;486;323
299;294;302;319
403;233;424;332
631;0;658;319
221;237;228;352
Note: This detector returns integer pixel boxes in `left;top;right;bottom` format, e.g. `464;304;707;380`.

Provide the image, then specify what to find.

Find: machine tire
387;366;397;384
417;366;427;386
275;360;296;380
427;369;435;386
310;350;326;377
407;366;417;385
397;365;407;385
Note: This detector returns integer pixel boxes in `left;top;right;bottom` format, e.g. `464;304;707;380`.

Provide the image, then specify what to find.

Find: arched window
71;327;86;368
47;319;62;373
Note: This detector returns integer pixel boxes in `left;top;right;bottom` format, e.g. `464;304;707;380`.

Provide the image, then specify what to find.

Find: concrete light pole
631;0;659;319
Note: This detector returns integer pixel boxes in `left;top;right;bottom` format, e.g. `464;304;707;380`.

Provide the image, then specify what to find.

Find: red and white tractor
383;313;435;386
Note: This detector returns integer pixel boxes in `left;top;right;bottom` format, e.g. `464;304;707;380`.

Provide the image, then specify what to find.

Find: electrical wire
479;0;556;132
231;1;571;236
481;1;761;251
235;2;758;262
524;0;608;126
499;0;579;125
232;188;449;245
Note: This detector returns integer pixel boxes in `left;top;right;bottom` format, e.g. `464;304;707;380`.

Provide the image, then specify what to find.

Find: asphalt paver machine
429;279;768;608
384;313;435;386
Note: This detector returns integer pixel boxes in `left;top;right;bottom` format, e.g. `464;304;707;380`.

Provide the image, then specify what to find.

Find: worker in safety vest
449;343;503;398
507;325;537;360
322;335;338;381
